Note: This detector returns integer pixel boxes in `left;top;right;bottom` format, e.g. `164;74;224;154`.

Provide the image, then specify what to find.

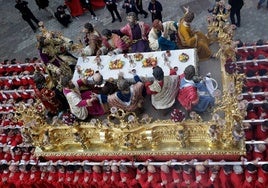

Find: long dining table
72;48;197;83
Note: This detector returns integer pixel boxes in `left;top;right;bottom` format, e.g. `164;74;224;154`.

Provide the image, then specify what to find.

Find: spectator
35;0;54;17
80;0;98;20
148;0;163;22
15;0;40;32
257;0;268;9
54;5;72;27
65;0;84;17
104;0;122;23
122;0;139;17
136;0;148;18
228;0;244;27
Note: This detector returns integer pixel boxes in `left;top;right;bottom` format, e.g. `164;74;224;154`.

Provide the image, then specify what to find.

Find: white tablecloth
72;49;197;83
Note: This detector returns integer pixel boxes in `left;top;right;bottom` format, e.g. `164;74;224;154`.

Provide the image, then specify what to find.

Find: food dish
109;59;124;69
83;68;94;77
179;53;189;62
142;57;157;67
134;53;144;61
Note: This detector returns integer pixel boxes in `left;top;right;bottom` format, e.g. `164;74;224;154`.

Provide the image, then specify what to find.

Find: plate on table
83;68;94;77
179;53;189;62
134;53;144;61
109;59;124;69
142;57;157;67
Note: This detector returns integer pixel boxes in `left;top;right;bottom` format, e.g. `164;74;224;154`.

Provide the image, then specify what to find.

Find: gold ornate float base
18;105;245;161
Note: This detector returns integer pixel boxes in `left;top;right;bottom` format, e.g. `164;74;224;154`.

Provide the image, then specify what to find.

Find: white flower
128;115;135;123
110;106;118;114
212;113;220;121
90;118;97;125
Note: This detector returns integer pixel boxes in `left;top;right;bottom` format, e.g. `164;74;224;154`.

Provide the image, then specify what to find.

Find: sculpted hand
128;69;136;75
118;72;124;79
246;176;252;182
196;175;201;182
183;6;190;13
86;98;94;106
148;175;153;182
96;50;102;56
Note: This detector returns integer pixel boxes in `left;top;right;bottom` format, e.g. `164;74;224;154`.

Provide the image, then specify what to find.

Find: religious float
13;5;249;163
1;4;267;188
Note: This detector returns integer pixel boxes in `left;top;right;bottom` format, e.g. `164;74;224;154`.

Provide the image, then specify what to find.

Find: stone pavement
0;0;267;119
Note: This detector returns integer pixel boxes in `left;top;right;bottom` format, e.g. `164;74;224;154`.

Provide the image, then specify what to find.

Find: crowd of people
0;160;267;188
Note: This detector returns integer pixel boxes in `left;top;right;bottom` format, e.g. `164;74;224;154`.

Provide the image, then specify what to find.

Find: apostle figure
37;22;76;84
91;71;118;95
145;66;179;115
148;19;178;51
178;7;213;61
115;12;151;53
33;72;68;119
177;65;215;112
80;22;102;56
99;29;130;55
102;72;145;114
61;76;105;120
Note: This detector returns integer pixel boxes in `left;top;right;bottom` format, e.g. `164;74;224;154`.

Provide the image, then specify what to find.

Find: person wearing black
136;0;148;18
80;0;98;20
148;0;162;22
104;0;122;23
54;5;72;27
15;0;40;32
35;0;54;18
228;0;244;27
122;0;139;17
